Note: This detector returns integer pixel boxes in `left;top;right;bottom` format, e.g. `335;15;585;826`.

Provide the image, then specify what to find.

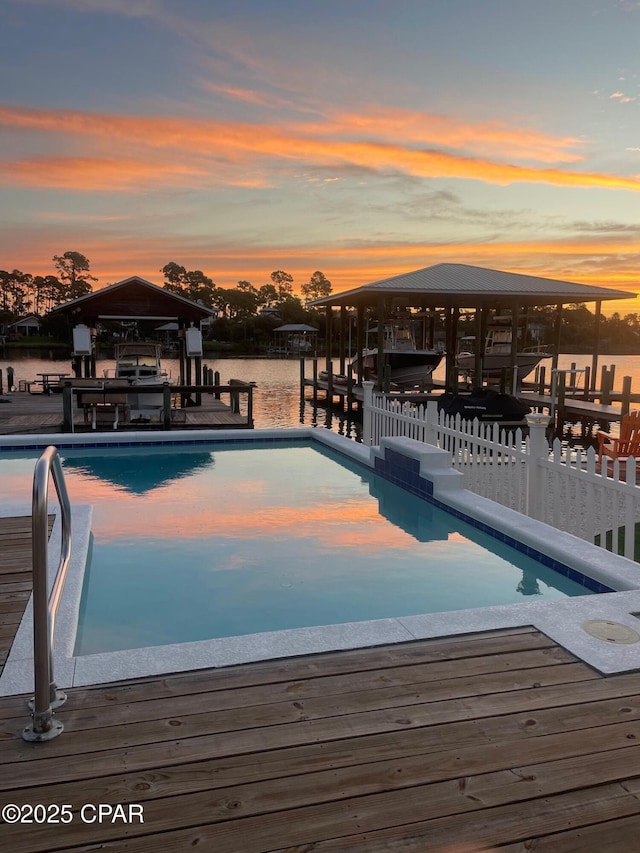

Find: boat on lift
456;317;550;384
353;320;444;389
106;343;169;417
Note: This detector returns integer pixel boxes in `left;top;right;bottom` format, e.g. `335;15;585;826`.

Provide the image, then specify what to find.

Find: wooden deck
4;516;640;849
518;391;622;424
0;389;250;434
0;515;53;678
3;611;640;848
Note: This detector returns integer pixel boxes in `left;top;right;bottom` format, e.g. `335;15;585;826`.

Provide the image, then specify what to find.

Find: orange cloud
0;156;206;191
301;106;584;164
1;105;637;193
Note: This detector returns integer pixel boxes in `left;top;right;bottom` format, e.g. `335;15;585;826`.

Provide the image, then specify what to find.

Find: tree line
2;253;639;353
0;254;333;325
160;263;332;323
0;252;96;317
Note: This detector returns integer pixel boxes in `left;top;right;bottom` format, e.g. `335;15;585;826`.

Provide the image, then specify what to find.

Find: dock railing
23;446;71;742
363;382;640;560
62;381;254;431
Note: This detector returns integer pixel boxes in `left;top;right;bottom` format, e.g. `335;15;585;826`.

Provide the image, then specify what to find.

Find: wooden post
428;310;436;351
556;370;567;433
356;303;365;385
376;297;386;392
622;375;632;417
194;356;202;406
299;357;305;400
473;307;483;387
229;380;240;414
346;363;353;412
600;364;611;406
591;300;602;391
362;380;374;446
327;361;334;401
510;305;519;394
325;306;333;373
552;303;562;379
339;306;347;375
538;365;546;395
312;358;318;402
163;383;171;430
599;365;608;402
383;363;391;393
583;366;591;400
62;383;73;433
247;383;253;428
214;370;220;399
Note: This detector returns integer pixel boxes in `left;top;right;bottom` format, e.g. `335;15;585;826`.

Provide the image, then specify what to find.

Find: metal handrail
22;446;72;742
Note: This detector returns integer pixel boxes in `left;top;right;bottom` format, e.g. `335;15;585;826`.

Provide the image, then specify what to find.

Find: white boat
354;321;443;389
106;343;169;415
456;321;549;383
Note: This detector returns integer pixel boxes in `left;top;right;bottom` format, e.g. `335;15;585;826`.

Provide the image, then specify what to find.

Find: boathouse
311;263;636;393
51;276;216;383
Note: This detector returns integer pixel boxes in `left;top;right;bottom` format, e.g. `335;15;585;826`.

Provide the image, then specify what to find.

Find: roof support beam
591;300;602;392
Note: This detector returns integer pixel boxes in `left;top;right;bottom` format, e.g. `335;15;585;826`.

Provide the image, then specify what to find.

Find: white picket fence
362;382;640;559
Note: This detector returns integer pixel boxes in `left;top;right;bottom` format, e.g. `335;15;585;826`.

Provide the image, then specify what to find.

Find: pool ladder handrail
22;446;72;742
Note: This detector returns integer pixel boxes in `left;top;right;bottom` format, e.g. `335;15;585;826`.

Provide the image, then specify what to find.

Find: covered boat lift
51;276;216;385
311;263;635;394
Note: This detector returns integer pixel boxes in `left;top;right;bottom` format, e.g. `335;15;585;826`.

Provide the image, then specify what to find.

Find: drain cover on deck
582;620;640;644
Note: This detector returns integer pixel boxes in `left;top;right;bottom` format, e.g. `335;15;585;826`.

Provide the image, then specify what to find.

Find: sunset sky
2;0;640;314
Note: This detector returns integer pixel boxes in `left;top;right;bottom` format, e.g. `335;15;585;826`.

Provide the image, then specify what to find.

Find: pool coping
2;426;640;697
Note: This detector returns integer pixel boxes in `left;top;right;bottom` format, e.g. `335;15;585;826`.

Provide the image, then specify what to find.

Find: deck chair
597;410;640;465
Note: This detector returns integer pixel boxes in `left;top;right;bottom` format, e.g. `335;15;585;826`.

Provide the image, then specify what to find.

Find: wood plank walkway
0;515;53;677
518;391;622;423
3;624;640;850
0;390;250;434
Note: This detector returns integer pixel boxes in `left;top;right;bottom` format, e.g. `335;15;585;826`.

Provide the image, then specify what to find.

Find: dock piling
622;376;632;417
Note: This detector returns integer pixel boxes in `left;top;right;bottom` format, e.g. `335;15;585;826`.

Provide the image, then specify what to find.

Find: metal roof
311;263;635;308
51;276;216;321
273;324;319;332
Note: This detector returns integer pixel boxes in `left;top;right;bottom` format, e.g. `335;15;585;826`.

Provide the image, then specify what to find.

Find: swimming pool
2;427;640;690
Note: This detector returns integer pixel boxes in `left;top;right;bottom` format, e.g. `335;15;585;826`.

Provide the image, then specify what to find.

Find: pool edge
2;427;640;695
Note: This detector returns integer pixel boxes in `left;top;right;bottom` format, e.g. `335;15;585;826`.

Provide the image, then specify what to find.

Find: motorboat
352;321;443;389
437;387;531;423
106;343;169;417
456;318;549;383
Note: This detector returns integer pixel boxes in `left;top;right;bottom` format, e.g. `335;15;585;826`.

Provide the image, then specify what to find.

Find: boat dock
0;382;253;435
301;357;640;435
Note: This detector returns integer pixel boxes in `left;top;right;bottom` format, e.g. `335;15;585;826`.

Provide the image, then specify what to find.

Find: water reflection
62;447;214;494
298;398;363;441
517;569;542;596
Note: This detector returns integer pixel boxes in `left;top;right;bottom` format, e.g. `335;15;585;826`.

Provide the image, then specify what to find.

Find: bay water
1;353;640;435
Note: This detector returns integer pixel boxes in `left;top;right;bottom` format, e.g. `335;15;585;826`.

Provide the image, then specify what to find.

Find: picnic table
36;372;70;394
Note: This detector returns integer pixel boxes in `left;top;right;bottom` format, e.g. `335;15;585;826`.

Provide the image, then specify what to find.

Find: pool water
0;441;592;655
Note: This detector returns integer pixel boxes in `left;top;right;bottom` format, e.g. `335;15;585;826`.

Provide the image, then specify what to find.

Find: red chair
597;410;640;466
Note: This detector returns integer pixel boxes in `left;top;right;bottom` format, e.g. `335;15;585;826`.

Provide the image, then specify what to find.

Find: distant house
8;314;42;337
271;323;319;355
260;307;281;319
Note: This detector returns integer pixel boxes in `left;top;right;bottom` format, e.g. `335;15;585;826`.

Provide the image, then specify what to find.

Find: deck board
0;515;53;677
3;625;640;850
0;389;250;433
